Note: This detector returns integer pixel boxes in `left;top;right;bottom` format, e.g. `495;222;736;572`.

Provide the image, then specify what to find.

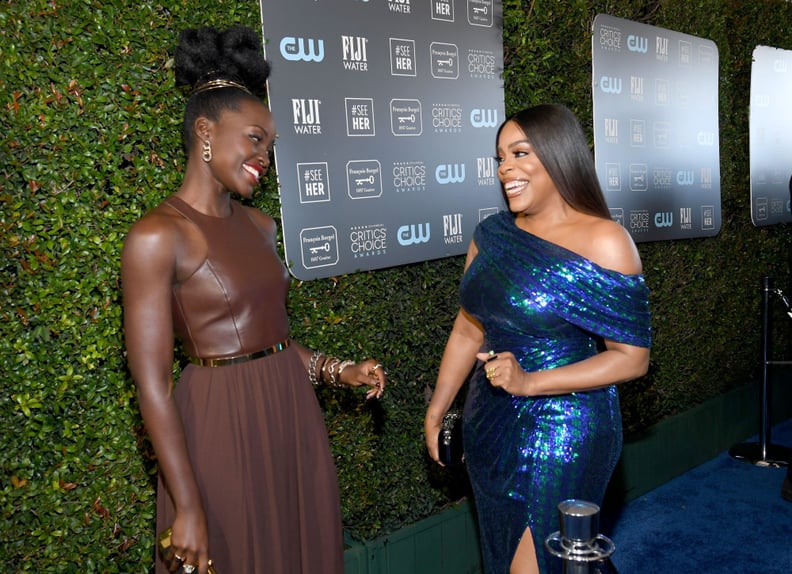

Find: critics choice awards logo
392;161;427;193
432;103;462;134
467;49;497;79
349;224;388;258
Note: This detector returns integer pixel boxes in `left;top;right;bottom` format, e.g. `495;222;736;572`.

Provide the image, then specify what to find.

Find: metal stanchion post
729;276;792;467
545;500;618;574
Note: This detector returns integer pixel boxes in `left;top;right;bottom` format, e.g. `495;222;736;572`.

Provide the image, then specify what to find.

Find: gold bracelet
308;351;324;386
336;360;355;387
320;356;336;385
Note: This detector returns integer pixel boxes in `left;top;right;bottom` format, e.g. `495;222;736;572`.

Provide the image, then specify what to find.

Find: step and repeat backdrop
750;45;792;227
592;14;722;242
259;7;792;276
259;0;505;280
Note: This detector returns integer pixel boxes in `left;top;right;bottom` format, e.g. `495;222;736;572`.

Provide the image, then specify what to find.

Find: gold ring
174;554;185;563
486;367;496;379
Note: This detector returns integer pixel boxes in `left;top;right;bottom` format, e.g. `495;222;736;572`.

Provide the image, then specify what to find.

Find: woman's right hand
424;409;445;466
166;509;210;574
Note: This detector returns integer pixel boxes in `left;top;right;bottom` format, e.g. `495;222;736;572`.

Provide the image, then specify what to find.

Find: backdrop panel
259;0;505;280
750;45;792;227
592;14;721;242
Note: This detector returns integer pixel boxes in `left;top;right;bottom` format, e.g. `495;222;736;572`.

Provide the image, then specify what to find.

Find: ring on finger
174;554;185;563
182;565;196;574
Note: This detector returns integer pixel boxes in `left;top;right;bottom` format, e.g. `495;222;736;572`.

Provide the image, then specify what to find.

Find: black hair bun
175;25;269;96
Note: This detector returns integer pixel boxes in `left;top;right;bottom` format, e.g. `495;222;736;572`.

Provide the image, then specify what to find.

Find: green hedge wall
2;0;791;570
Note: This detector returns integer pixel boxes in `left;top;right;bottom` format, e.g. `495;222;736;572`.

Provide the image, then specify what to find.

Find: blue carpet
603;417;792;573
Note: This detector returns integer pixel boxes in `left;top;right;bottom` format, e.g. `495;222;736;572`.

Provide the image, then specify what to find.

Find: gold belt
188;339;291;367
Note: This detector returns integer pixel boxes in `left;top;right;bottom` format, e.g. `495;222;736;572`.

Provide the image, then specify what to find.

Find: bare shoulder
121;202;193;276
463;238;479;271
582;217;642;275
123;204;182;256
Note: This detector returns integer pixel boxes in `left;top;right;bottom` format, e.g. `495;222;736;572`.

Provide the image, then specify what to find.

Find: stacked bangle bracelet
308;351;354;388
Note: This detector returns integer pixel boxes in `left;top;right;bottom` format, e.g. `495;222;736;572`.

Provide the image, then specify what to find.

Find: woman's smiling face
496;120;559;215
207;98;276;198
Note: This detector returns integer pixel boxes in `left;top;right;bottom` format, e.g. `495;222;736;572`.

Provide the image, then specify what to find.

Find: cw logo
470;108;498;128
600;76;622;94
697;132;715;146
676;171;695;186
627;35;648;53
397;223;431;246
280;37;325;62
435;163;466;184
654;212;673;227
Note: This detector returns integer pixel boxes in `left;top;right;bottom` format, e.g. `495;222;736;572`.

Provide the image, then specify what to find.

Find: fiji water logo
680;207;693;230
342;36;368;71
292;99;322;134
280;37;325;62
656;36;669;61
476;156;497;186
470;108;498;128
443;213;463;245
435;163;466;184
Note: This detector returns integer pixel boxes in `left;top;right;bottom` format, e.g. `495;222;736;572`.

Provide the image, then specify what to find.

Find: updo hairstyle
174;25;271;150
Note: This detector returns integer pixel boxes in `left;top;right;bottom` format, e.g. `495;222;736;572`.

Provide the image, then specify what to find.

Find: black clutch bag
438;411;464;467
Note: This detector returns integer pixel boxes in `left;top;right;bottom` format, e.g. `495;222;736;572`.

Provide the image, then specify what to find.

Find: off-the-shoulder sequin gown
460;211;651;574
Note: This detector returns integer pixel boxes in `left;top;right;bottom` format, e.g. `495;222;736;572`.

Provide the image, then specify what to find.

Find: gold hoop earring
201;139;212;162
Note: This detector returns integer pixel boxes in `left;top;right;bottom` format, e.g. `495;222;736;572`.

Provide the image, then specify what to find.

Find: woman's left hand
476;351;529;396
340;359;387;400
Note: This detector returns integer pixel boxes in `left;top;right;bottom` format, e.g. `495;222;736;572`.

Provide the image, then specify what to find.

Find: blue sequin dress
460;211;651;574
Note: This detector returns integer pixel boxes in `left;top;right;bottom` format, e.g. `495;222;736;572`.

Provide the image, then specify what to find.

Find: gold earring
201;139;212;162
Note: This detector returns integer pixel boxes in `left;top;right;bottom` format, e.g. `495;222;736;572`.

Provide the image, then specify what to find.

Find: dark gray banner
259;0;505;280
750;45;792;227
592;14;722;242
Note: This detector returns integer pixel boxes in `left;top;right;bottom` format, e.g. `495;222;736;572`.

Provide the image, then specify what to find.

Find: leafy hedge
2;0;791;570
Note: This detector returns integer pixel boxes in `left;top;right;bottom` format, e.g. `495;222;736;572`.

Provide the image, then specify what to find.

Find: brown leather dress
155;196;344;574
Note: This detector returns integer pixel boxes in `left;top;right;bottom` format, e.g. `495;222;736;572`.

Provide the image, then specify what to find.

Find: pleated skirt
154;345;344;573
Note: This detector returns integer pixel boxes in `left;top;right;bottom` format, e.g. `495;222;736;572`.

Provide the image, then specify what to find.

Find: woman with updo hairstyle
121;26;386;574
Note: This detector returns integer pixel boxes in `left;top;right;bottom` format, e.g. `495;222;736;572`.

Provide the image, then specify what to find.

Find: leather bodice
165;196;290;359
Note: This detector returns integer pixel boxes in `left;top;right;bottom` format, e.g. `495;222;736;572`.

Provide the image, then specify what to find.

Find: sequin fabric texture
459;211;651;574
